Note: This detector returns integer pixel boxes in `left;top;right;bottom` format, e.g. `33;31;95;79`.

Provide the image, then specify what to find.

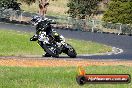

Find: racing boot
30;34;38;41
42;53;51;57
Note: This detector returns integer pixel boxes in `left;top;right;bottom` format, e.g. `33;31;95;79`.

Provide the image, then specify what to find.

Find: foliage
103;0;132;24
18;0;54;5
18;0;35;5
67;0;102;19
0;0;21;10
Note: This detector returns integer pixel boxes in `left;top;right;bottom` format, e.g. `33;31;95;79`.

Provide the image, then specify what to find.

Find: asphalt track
0;22;132;60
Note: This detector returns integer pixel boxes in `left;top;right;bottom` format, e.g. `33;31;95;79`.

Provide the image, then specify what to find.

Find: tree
18;0;35;5
102;0;132;24
67;0;102;19
0;0;21;10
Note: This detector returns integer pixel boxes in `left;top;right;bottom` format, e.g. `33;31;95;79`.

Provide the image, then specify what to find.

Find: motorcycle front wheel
38;41;59;58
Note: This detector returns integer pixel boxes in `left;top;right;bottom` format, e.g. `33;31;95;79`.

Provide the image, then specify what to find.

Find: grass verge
0;29;112;56
0;66;131;88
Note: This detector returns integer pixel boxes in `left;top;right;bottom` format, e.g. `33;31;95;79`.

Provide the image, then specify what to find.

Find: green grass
67;39;112;54
0;29;43;56
0;66;132;88
0;29;111;56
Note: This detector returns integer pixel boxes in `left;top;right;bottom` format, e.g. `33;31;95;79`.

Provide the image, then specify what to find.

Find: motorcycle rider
30;15;65;57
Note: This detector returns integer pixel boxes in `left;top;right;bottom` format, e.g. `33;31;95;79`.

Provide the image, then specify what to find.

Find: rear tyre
67;49;77;58
64;43;77;58
42;53;51;57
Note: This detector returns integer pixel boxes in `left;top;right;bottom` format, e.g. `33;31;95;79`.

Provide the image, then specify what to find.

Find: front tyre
46;45;59;58
38;41;59;58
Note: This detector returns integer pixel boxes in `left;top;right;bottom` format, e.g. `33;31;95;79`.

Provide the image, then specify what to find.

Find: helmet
31;15;42;26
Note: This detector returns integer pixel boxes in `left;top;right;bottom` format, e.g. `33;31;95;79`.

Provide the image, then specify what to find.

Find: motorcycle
30;16;77;58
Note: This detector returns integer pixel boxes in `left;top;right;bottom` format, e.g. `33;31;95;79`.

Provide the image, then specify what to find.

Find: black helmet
31;15;42;26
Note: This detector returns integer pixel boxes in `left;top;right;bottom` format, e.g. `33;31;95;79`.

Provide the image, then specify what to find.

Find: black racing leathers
30;20;52;41
36;20;52;36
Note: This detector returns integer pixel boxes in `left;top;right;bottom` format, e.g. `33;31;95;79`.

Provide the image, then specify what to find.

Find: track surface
0;22;132;60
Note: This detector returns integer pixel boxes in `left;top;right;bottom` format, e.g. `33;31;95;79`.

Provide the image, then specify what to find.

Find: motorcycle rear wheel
64;43;77;58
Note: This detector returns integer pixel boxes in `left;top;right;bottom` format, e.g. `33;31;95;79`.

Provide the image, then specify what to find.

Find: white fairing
60;35;65;45
38;32;49;44
56;35;65;47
